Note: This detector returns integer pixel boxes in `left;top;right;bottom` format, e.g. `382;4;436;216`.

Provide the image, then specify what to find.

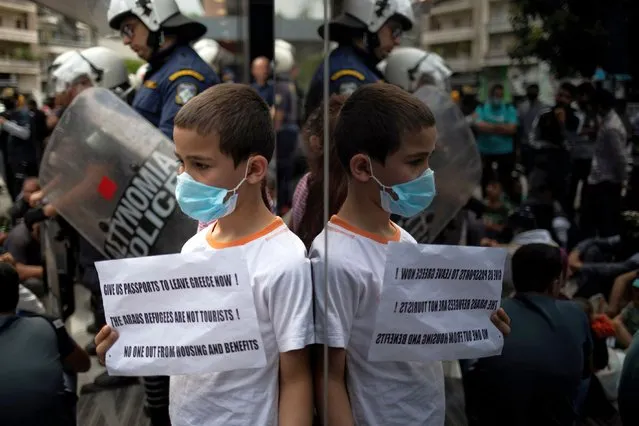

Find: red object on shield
98;176;117;201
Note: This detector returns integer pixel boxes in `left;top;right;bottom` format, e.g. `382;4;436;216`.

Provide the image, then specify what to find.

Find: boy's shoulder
309;220;416;263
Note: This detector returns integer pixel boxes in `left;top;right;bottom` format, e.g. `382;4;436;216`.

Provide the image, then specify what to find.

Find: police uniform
134;44;219;139
251;80;275;107
304;45;383;119
273;75;299;211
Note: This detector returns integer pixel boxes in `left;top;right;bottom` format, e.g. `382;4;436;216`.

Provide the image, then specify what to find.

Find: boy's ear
350;153;372;183
245;155;268;184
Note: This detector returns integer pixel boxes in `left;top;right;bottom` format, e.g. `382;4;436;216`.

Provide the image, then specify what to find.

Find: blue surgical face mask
368;157;436;218
175;163;249;223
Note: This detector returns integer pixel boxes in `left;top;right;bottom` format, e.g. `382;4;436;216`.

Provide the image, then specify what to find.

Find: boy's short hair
174;83;274;166
0;262;20;312
334;84;436;170
559;82;577;98
512;243;563;293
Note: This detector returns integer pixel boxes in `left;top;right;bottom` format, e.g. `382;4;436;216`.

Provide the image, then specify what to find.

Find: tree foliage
509;0;631;78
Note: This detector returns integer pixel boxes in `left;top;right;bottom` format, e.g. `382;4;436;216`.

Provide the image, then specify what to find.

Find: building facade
420;0;547;100
38;6;95;93
0;0;40;92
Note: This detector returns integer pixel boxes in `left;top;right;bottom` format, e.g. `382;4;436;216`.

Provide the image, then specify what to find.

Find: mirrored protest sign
39;88;196;259
368;242;507;362
96;247;266;376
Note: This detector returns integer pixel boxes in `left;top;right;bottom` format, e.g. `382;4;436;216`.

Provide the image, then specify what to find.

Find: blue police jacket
133;44;219;139
251;81;275;107
304;45;383;120
274;74;299;132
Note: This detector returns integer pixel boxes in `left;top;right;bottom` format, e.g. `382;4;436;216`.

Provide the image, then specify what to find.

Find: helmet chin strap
363;31;382;61
146;30;165;58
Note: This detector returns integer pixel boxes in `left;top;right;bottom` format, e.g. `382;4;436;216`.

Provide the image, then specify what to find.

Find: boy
483;180;513;241
312;84;511;425
95;84;314;426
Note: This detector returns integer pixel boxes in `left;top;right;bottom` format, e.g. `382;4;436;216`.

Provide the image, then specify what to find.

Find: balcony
486;18;512;34
0;27;38;44
430;0;472;15
0;0;37;13
484;50;512;67
445;57;473;72
40;35;92;49
0;57;39;74
422;27;475;45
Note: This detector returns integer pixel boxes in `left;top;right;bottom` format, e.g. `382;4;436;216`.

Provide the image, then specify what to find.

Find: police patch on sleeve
338;82;359;96
175;83;198;105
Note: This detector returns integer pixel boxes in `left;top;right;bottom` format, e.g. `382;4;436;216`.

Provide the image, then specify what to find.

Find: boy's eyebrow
406;150;433;159
174;151;213;161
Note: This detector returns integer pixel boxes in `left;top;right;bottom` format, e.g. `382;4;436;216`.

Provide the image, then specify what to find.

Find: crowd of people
0;0;638;425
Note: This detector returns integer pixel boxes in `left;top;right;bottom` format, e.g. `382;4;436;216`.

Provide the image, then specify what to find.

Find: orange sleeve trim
329;215;400;244
206;217;285;249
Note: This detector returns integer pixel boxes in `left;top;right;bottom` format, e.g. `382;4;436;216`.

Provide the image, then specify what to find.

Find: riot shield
39;87;196;259
395;85;482;243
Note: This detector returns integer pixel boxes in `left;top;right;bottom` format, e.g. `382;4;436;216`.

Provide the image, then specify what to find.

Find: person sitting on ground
0;262;90;426
464;243;592;426
568;210;639;299
611;277;639;349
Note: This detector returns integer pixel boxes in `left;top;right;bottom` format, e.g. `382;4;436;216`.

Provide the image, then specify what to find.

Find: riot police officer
107;0;219;139
304;0;414;118
0;88;38;200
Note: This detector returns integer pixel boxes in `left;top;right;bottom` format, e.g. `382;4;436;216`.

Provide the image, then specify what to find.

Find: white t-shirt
311;216;445;426
170;217;314;426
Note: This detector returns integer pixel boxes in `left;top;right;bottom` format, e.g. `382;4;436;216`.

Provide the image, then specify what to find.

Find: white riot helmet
384;47;452;93
275;39;295;56
107;0;206;44
274;40;295;74
47;50;80;95
52;47;131;99
193;38;219;52
319;0;414;40
194;39;220;66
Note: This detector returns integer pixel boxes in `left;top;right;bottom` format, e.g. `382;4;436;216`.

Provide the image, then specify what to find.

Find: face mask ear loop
230;160;252;194
368;156;393;194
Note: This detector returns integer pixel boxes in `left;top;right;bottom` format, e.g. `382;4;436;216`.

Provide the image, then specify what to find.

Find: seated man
619;331;639;426
464;243;592;426
0;262;90;426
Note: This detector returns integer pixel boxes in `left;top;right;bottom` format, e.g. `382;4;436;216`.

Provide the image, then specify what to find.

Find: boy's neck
337;186;395;239
212;189;275;243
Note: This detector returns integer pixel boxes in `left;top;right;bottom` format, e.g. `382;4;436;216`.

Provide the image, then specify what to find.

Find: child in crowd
291;94;347;248
95;84;314;426
311;84;511;425
482;179;513;241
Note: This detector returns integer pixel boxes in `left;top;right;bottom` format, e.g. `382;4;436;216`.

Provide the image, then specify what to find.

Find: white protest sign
95;247;266;376
368;242;507;362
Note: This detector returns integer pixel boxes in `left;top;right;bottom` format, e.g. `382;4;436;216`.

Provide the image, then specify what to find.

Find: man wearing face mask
473;84;518;200
529;82;579;214
518;84;547;173
580;88;629;238
304;0;414;119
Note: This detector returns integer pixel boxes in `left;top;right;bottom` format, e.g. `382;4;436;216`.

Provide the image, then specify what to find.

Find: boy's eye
408;158;425;166
193;162;210;170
